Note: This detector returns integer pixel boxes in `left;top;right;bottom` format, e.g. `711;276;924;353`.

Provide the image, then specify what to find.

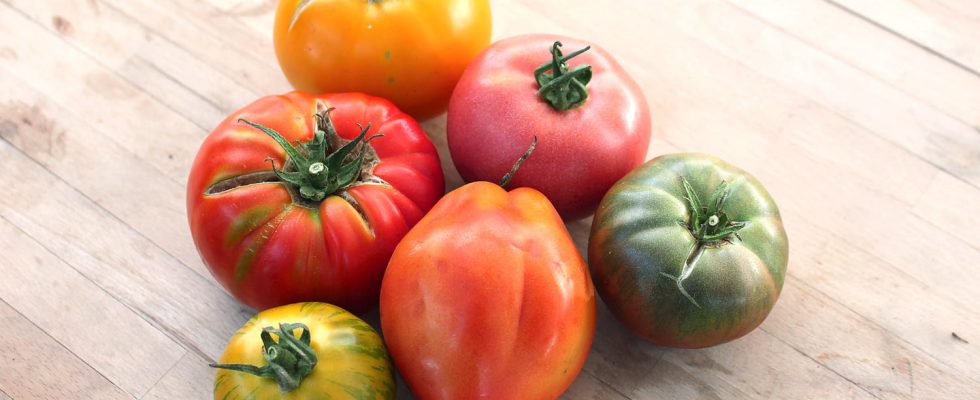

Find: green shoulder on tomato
589;153;788;348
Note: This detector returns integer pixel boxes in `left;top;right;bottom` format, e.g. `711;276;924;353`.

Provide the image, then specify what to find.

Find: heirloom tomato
273;0;492;120
589;154;788;348
380;147;596;399
187;92;443;313
448;34;651;220
212;302;395;399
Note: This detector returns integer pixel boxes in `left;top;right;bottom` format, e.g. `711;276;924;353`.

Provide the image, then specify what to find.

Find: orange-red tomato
273;0;492;120
380;181;596;399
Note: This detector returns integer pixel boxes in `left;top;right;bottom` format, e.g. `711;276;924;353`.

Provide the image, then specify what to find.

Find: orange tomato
380;181;596;399
273;0;492;120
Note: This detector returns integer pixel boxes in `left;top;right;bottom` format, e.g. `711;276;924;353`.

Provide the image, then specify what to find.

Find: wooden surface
1;0;978;398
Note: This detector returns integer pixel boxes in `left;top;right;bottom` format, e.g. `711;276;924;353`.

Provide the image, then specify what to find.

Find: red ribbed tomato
187;92;443;313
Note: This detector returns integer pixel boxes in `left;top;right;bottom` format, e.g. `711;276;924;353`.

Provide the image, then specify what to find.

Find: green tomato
588;153;788;348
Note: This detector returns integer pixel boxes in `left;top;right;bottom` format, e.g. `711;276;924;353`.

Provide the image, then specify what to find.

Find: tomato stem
681;178;748;245
534;41;592;111
499;136;538;188
210;323;318;393
240;101;382;206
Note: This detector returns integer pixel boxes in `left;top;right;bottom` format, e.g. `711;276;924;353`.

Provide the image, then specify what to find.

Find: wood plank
730;0;980;128
617;0;980;187
0;3;213;277
0;4;200;186
912;170;980;250
0;210;184;397
104;0;286;94
786;211;980;383
0;100;251;364
831;0;980;75
764;277;978;398
0;299;133;399
561;370;631;400
141;352;213;400
584;298;878;399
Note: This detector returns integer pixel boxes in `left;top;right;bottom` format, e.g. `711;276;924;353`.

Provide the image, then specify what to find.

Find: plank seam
0;294;136;399
134;55;232;119
785;266;980;388
824;0;980;79
708;0;980;193
760;325;885;399
582;368;635;400
726;0;980;162
137;351;188;399
0;140;225;366
98;0;272;97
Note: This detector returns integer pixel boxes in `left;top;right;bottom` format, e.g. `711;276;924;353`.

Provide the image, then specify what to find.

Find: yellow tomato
273;0;492;120
212;302;394;399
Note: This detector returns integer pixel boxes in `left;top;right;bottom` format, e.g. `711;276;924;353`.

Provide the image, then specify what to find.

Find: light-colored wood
730;0;980;128
0;204;184;397
141;353;214;400
1;0;978;398
830;0;980;76
0;299;133;400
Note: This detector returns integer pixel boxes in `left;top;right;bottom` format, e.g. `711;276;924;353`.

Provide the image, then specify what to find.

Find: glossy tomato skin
273;0;492;120
187;92;444;314
380;182;596;399
447;34;651;220
589;154;788;348
213;302;395;399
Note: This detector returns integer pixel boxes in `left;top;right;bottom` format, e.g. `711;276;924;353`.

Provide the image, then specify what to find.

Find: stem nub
534;41;593;111
680;177;748;245
210;323;318;393
662;178;750;308
240;104;381;205
500;136;538;188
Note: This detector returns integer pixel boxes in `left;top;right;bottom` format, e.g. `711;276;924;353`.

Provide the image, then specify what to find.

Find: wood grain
0;299;133;399
830;0;980;76
0;0;978;398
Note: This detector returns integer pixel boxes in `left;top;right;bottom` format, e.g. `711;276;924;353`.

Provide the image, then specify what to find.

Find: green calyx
210;323;318;393
680;178;748;245
534;41;593;111
660;178;750;308
239;107;381;205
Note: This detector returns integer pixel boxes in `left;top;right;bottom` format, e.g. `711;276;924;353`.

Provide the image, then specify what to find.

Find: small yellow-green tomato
212;302;394;399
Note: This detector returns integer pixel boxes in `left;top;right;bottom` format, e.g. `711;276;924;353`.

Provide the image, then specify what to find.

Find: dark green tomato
588;153;788;348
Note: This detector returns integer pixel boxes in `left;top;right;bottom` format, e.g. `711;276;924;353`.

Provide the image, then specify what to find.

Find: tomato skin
447;34;651;220
213;302;395;399
380;182;596;399
588;154;788;348
187;92;444;314
273;0;492;120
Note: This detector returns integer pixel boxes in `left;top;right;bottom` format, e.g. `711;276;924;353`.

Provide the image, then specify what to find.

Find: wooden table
1;0;978;398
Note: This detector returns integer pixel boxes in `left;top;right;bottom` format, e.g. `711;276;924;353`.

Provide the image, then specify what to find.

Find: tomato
588;153;789;348
447;34;651;220
212;302;395;399
379;177;596;399
273;0;492;120
186;92;444;313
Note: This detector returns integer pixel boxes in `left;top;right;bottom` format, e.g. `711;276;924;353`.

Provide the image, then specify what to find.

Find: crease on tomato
235;205;294;281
